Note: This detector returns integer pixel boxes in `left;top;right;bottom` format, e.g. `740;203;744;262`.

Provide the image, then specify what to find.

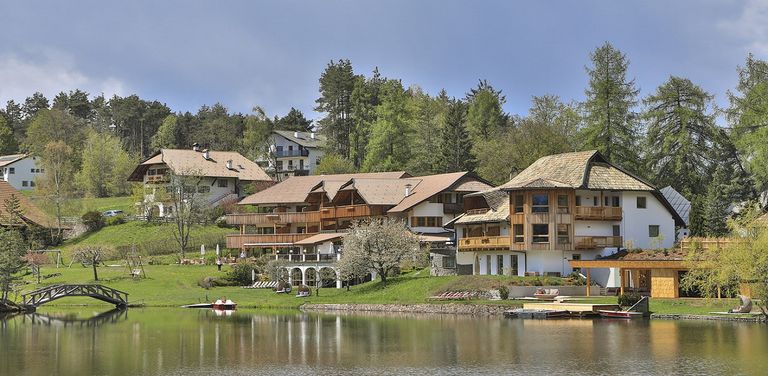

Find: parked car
102;210;124;217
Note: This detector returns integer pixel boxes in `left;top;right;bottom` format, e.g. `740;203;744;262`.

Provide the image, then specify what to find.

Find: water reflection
0;308;766;375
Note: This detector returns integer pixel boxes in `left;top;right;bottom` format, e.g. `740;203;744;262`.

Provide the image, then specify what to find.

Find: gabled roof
337;178;422;206
387;172;494;213
660;186;691;226
450;188;510;226
238;171;410;205
273;130;326;148
499;150;653;191
0;154;29;167
0;181;57;228
127;149;272;182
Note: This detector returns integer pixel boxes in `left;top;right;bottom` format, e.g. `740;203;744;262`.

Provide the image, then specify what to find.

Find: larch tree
407;87;447;175
581;42;641;170
465;79;507;142
76;130;137;197
642;76;717;198
340;218;421;286
362;80;414;172
39;141;77;240
151;114;180;150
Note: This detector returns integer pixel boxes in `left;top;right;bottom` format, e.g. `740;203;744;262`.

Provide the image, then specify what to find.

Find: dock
522;302;620;316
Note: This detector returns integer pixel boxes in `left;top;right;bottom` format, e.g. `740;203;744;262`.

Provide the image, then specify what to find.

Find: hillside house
0;154;45;191
256;130;326;180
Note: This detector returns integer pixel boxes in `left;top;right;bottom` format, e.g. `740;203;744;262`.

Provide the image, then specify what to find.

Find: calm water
1;308;766;375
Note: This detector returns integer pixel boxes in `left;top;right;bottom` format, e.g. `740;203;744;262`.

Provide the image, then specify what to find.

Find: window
197;185;210;193
183;185;195;194
443;193;453;203
532;194;549;213
276;161;283;170
442;256;456;269
649;225;660;238
30;181;35;187
461;228;468;238
604;196;610;207
410;217;443;227
532;224;549;243
575;196;582;206
9;168;14;174
497;255;504;275
612;196;620;207
316;156;321;165
514;194;524;213
218;179;228;188
30;168;35;173
557;195;569;214
428;194;443;203
613;225;621;237
637;196;647;209
21;181;28;187
593;196;598;206
513;224;524;243
40;168;45;173
572;254;581;261
557;224;570;244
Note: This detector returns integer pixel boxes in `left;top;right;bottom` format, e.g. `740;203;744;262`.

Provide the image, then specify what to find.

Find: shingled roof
127;149;272;182
450;188;510;226
499;150;654;191
0;181;57;228
273;130;326;148
388;172;493;213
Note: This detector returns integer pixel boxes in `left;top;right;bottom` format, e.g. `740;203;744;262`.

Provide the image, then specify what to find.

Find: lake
0;308;766;375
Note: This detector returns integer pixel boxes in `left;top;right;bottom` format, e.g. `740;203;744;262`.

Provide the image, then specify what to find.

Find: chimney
202;149;210;160
310;132;316;139
192;143;200;152
294;131;300;138
226;160;233;170
405;183;413;197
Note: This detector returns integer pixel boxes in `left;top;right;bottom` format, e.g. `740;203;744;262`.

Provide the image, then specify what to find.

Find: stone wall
302;303;511;316
650;269;679;298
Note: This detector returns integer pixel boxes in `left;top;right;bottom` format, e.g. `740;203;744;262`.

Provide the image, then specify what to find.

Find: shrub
81;211;105;232
226;262;256;286
497;285;509;300
618;293;642;307
198;276;228;289
106;215;126;226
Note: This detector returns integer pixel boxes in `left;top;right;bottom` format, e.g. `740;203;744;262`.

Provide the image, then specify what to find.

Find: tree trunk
92;262;99;281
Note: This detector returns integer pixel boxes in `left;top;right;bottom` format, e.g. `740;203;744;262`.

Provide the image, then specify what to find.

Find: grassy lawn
15;264;751;316
25;193;136;218
61;221;236;256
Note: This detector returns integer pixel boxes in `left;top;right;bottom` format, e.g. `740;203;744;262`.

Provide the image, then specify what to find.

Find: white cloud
0;51;127;105
719;0;768;55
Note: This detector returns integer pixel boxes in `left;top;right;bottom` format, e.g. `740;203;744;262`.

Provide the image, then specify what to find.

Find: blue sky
1;1;766;123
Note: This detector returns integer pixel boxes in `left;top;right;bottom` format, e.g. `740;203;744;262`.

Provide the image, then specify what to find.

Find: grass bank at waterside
15;264;760;320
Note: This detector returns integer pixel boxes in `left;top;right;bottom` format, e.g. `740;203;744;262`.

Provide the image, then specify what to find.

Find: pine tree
440;98;475;173
643;76;717;197
581;42;641;170
362;80;413;172
3;193;24;227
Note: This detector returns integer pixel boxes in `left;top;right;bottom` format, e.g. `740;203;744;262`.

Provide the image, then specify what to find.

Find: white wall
474;253;525;276
1;157;44;191
621;191;675;249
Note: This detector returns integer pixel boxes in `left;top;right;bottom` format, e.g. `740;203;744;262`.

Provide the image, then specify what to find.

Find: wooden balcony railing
574;206;622;221
574;236;623;250
144;175;167;184
274;253;339;263
320;204;384;220
458;236;511;251
443;203;464;214
226;211;320;225
226;233;314;248
679;237;738;252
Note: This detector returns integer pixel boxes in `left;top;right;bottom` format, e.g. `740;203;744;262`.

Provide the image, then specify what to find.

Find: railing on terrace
226;233;314;248
679;237;738;252
464;208;490;216
226;211;321;225
274;253;339;263
574;206;622;220
574;236;623;249
274;149;309;157
320;204;384;220
458;236;510;251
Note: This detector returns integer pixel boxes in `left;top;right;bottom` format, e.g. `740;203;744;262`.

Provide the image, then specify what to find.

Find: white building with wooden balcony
127;146;273;217
451;150;685;288
256;130;326;180
226;171;493;286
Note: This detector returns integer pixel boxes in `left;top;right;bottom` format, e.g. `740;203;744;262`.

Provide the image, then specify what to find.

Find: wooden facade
458;236;511;251
508;189;575;252
226;233;315;249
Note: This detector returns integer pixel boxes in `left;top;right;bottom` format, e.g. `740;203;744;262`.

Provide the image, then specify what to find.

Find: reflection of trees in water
18;308;128;327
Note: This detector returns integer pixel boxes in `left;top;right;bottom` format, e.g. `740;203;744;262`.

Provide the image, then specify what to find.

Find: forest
1;42;766;238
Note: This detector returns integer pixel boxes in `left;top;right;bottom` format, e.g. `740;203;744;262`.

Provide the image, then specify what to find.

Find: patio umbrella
216;244;220;257
200;244;205;257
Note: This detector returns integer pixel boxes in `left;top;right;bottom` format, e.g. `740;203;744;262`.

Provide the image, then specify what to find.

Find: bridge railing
22;284;129;308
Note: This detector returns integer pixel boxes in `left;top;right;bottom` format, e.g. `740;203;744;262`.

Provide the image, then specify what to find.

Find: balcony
275;253;340;263
574;236;623;250
275;149;309;157
574;206;622;221
458;236;511;251
144;175;167;184
443;203;464;214
226;211;320;225
226;233;314;248
320;204;384;220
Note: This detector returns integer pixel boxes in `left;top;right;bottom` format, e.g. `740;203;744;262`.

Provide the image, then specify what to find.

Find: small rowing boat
597;310;644;319
212;298;237;311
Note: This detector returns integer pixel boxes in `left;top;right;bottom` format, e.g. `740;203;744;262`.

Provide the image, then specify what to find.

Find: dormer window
532;194;549;213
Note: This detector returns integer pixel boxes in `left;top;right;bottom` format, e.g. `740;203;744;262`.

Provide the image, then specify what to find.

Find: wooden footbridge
22;284;129;309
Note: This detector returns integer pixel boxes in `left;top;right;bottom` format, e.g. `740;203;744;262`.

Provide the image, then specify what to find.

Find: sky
0;0;766;123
